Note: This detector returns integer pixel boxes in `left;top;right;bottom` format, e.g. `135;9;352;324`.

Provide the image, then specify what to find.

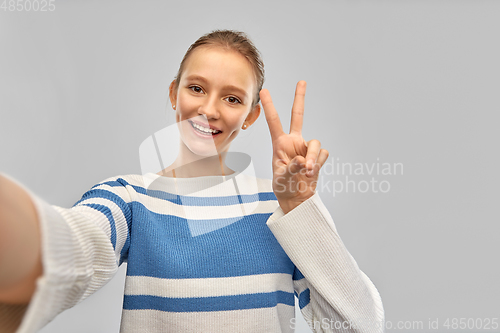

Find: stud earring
242;123;248;129
173;104;176;109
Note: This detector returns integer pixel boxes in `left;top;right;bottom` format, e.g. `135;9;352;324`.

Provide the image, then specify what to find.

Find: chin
181;136;224;157
187;145;220;157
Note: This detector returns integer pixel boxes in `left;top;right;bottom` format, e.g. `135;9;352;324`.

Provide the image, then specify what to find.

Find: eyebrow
185;75;249;100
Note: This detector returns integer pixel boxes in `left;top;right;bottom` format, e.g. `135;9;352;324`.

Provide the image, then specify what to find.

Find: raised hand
260;81;329;214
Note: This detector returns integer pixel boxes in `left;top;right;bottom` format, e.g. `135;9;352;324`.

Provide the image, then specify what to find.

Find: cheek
176;94;198;116
226;112;247;130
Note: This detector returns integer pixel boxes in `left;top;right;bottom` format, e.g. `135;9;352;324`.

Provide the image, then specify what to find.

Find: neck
158;141;234;178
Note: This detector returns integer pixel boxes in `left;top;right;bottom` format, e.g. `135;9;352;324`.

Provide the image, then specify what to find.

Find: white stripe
293;277;309;296
124;273;294;298
92;178;279;220
124;190;279;222
120;304;295;333
93;184;130;201
121;173;274;196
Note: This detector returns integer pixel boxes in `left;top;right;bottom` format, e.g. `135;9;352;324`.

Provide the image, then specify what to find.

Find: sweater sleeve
266;191;385;333
0;174;133;333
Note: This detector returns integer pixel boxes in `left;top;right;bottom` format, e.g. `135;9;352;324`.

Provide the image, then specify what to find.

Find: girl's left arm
260;82;384;332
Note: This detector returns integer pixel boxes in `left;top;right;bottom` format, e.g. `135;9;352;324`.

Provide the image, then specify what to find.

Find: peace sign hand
260;81;329;214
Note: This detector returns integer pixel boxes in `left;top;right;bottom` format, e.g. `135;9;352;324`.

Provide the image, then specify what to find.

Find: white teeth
191;121;220;134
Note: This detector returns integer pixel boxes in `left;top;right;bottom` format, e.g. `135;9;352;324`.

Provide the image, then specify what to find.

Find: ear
169;80;178;109
244;103;261;127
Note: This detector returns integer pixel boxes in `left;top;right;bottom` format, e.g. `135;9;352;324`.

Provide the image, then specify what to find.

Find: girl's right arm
0;172;133;333
0;174;44;305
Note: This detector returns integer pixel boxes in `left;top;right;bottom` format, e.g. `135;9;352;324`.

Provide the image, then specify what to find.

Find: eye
189;85;204;94
225;96;242;104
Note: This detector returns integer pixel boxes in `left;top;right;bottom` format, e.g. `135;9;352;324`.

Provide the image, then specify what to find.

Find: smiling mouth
188;120;222;136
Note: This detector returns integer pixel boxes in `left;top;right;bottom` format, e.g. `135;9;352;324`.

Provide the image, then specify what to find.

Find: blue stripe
73;184;133;265
126;201;295;279
293;266;305;281
81;203;117;250
97;178;277;206
298;288;311;309
73;188;132;225
144;187;273;206
123;290;295;312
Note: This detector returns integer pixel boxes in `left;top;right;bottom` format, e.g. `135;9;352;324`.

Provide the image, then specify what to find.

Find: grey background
1;1;499;332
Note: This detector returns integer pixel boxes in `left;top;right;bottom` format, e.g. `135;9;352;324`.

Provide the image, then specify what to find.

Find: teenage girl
0;30;384;333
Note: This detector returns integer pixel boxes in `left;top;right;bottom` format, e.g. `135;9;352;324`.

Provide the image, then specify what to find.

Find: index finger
290;80;307;135
259;88;284;142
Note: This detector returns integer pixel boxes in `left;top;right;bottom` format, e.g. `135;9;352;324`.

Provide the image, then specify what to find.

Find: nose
198;96;220;120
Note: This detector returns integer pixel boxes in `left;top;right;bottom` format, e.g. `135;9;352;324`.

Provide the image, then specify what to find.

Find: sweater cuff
267;191;338;235
265;191;358;281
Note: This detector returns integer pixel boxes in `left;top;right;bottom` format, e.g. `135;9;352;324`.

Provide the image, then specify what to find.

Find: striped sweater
8;170;384;333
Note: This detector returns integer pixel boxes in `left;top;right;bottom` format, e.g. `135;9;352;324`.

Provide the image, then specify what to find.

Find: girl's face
170;46;260;157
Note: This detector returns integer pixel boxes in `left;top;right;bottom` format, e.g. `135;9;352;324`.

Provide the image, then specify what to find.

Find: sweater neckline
141;152;255;196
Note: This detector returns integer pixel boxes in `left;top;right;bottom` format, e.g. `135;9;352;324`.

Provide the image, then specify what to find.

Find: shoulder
234;174;276;202
92;174;154;189
82;174;152;203
253;176;274;193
